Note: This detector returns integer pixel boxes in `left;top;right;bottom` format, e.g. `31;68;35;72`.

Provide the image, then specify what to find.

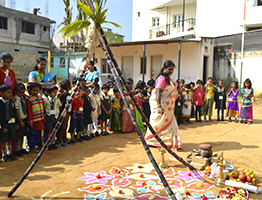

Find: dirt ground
0;102;262;200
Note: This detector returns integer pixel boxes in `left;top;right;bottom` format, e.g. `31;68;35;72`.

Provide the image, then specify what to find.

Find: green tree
104;31;124;43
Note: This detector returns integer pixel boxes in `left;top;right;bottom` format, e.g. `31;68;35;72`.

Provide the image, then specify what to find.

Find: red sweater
72;96;84;111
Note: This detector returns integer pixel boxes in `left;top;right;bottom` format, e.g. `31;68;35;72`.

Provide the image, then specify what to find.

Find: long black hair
0;52;13;62
34;57;47;71
156;60;175;85
243;78;252;89
232;80;238;89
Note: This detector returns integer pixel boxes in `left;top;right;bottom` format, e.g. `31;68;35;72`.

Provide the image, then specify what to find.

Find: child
202;77;215;122
43;85;62;150
89;83;101;137
42;84;50;99
57;82;64;99
0;84;19;162
226;81;239;122
193;79;205;122
142;79;154;120
27;83;45;153
82;85;92;140
127;78;134;92
99;84;112;136
68;86;84;144
179;79;185;92
14;83;29;156
182;84;192;124
134;80;146;94
190;82;195;118
109;87;122;133
122;89;134;133
175;86;183;125
134;89;147;131
239;78;254;124
214;80;226;121
57;80;72;147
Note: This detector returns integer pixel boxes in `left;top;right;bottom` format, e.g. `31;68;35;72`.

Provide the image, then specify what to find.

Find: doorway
151;55;162;80
122;56;133;79
203;56;208;84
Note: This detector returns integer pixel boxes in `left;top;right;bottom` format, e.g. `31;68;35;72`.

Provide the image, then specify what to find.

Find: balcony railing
149;18;196;39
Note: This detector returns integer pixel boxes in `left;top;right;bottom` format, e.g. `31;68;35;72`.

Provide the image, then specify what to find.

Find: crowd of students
0;52;255;162
175;77;254;125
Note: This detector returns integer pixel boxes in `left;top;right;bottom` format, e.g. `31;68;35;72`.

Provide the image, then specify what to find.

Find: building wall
132;0;197;41
94;42;206;85
0;6;52;48
214;30;262;92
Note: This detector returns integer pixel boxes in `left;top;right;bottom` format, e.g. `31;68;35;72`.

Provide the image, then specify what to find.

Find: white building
93;0;262;86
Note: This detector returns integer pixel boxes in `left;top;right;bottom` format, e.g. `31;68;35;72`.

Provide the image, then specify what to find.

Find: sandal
177;148;183;152
235;118;238;123
228;118;232;122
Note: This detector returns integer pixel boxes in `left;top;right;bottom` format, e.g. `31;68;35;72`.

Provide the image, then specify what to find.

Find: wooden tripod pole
97;27;194;171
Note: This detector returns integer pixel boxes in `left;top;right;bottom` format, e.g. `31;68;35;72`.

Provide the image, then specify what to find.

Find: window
14;49;19;52
0;16;7;30
173;14;183;28
51;57;54;68
43;25;49;31
22;21;35;34
60;57;65;68
140;57;146;74
258;0;262;6
152;17;159;27
102;58;111;74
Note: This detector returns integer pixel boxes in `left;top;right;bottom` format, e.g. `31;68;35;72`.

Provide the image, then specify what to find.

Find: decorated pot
199;144;213;158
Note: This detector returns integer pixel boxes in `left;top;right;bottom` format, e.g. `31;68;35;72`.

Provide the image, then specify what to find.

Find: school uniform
68;96;84;134
0;98;18;143
43;96;62;131
15;95;28;139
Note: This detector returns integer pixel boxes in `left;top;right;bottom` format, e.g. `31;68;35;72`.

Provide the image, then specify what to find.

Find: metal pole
142;43;146;82
182;0;185;39
178;40;181;80
240;0;246;96
48;50;51;73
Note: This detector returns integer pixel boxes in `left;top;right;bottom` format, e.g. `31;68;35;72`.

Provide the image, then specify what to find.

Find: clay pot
199;144;213;158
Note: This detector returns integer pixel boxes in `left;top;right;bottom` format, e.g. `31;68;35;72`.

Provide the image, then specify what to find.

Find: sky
7;0;133;41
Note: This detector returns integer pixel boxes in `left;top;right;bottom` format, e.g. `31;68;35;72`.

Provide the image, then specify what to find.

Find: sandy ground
0;102;262;200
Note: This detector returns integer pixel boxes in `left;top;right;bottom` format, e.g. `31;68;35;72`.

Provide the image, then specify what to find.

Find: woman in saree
84;60;102;88
28;57;56;84
145;60;182;151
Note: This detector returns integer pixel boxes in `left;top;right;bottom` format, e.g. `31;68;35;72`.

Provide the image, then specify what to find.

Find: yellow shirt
204;84;215;99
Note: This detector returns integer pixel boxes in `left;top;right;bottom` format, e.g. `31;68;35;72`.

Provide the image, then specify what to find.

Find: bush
258;93;262;99
223;77;235;90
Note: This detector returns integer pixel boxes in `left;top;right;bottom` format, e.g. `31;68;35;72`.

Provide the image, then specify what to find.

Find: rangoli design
158;178;182;188
78;184;111;193
110;167;129;177
126;163;154;173
14;190;70;200
192;192;214;199
131;181;163;194
128;173;158;181
185;182;214;191
175;171;203;183
80;171;114;184
134;194;168;200
160;168;175;176
111;178;131;187
84;193;114;200
109;188;133;198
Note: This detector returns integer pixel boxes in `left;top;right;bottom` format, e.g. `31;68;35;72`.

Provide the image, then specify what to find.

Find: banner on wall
69;59;77;77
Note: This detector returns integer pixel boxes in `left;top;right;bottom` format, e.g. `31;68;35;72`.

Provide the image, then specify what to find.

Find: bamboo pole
97;27;194;171
96;29;176;200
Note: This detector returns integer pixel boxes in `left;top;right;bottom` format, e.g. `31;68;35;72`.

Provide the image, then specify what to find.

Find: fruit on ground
246;176;252;182
239;174;246;181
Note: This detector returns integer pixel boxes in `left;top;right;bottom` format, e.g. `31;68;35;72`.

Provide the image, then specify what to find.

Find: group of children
0;73;254;162
0;76;156;162
175;77;254;125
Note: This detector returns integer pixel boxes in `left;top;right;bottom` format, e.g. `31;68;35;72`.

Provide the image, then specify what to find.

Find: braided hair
155;60;175;85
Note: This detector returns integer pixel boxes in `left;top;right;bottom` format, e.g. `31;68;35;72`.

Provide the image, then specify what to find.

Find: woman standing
145;60;182;151
84;60;101;88
0;52;17;91
28;57;56;84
